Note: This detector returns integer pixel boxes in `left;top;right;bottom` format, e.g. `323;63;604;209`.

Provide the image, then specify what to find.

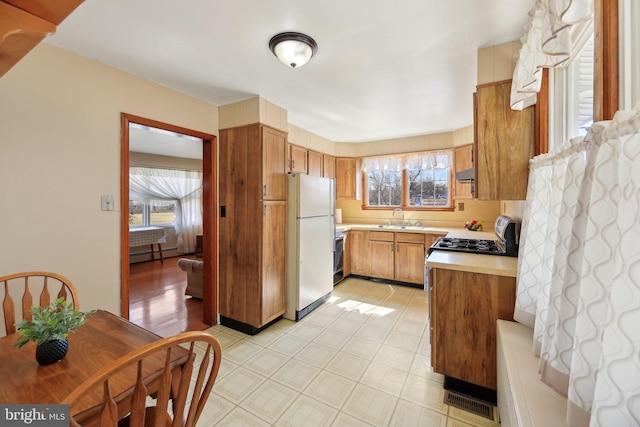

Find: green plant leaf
13;298;95;348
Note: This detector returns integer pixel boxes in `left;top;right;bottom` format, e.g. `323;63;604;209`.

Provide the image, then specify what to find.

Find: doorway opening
120;113;217;334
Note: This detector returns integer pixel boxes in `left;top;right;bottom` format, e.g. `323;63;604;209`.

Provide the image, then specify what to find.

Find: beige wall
477;40;521;85
219;97;288;132
0;43;219;314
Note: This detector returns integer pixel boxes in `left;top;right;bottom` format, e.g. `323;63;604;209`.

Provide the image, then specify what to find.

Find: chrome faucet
392;208;405;225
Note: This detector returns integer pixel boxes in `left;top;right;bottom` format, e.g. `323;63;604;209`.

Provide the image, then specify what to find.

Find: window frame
129;199;178;228
549;22;595;150
361;150;454;211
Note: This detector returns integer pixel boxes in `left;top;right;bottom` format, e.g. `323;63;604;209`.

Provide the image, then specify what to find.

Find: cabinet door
370;241;394;279
343;231;351;277
307;150;323;176
432;268;516;390
261;201;287;325
263;127;287;200
336;158;356;199
322;154;336;179
394;242;425;284
289;144;307;173
349;230;370;275
453;144;474;199
476;81;534;200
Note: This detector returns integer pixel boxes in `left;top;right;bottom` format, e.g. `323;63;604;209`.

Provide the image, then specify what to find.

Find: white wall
0;43;219;314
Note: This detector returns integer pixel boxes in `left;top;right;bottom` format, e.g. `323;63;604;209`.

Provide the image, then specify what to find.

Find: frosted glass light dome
269;32;318;68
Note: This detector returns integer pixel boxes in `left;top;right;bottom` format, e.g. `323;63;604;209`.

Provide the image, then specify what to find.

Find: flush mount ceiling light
269;32;318;68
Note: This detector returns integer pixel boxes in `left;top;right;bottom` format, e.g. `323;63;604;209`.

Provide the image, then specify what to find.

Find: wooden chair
1;271;79;335
63;331;222;427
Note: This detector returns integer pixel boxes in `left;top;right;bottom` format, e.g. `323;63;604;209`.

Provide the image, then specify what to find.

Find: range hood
455;168;475;182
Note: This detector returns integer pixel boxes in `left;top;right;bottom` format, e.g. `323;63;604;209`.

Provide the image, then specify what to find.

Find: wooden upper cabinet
453;144;474;199
0;0;83;78
323;154;336;179
307;149;323;177
336;157;356;199
288;144;307;173
475;80;535;200
262;127;287;200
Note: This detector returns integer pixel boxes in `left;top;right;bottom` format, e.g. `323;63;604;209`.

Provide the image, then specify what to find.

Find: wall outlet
458;202;465;211
101;195;114;211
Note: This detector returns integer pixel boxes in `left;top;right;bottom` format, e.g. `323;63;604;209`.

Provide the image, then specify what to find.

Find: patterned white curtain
360;151;451;172
130;167;202;253
514;104;640;426
510;0;593;110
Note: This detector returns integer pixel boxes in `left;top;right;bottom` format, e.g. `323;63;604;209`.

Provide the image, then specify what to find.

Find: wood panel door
307;150;323;176
432;268;515;390
261;201;286;325
336;158;356;199
288;144;307;173
349;230;370;275
262;127;287;200
453;144;474;199
322;154;336;179
476;80;534;200
370;240;395;280
394;242;425;284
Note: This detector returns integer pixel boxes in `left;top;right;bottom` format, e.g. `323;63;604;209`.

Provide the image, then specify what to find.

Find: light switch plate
101;195;114;211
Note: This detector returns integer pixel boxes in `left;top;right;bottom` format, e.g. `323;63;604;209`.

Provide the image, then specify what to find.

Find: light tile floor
199;277;500;427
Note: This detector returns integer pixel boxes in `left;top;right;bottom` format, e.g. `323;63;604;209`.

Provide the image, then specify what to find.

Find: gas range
428;215;519;257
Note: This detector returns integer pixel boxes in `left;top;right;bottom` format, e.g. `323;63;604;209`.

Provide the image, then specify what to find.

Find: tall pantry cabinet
218;123;288;334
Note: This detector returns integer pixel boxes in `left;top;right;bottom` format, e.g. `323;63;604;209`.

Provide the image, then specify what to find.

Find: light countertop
336;223;518;277
336;223;496;239
426;250;518;277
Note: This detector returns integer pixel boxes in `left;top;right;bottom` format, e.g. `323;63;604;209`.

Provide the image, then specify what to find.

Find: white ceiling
48;0;534;144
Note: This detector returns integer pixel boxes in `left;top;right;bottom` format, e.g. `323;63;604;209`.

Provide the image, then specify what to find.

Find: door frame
120;113;218;325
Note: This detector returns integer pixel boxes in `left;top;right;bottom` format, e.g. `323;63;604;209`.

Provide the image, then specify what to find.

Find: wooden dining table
0;310;189;424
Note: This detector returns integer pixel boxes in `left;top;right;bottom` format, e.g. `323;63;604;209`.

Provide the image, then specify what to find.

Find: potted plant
13;298;94;365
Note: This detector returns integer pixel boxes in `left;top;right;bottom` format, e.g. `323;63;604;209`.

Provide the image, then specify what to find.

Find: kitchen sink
376;224;428;230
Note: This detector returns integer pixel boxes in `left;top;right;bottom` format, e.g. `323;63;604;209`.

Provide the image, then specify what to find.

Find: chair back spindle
63;331;222;427
0;272;79;336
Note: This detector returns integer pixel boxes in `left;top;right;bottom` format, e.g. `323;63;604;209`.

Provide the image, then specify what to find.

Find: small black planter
36;338;69;365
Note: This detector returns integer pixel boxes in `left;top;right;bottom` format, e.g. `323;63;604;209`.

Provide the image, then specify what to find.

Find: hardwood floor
129;256;210;337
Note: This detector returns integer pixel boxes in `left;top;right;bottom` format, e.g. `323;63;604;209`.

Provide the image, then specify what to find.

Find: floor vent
444;390;495;420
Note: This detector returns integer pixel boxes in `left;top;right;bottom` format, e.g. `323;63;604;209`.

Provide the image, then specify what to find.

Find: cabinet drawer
369;231;394;241
395;232;425;243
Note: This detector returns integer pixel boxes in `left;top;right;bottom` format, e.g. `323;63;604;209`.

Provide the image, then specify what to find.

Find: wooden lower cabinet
430;268;516;390
349;230;370;275
348;231;441;285
369;232;395;280
394;235;426;284
219;201;286;333
260;202;287;325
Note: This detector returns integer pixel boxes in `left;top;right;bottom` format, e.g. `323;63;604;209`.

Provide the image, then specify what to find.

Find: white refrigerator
285;174;335;321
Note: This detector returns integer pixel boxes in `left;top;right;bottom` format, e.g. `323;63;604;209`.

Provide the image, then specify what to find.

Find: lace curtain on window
129;167;202;253
361;151;451;172
510;0;593;110
514;104;640;426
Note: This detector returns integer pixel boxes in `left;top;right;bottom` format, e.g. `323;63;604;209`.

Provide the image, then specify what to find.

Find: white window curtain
129;167;202;253
514;104;640;426
510;0;594;110
361;151;451;172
